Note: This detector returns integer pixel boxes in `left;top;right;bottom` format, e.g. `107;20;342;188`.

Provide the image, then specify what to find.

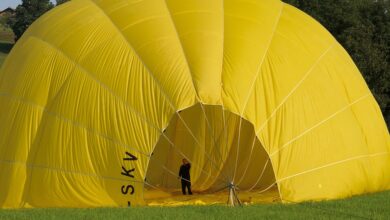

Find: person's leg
181;180;186;195
187;182;192;195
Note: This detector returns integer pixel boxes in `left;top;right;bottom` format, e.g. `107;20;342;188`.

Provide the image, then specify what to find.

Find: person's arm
178;166;182;177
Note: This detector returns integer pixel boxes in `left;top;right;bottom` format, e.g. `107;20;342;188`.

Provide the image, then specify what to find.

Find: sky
0;0;56;11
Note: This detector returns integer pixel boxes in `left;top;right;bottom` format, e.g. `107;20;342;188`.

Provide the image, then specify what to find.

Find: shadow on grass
0;41;13;54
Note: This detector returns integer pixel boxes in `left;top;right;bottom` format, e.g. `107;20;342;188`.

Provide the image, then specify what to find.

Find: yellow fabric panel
0;164;27;208
0;39;74;106
279;153;390;202
165;0;224;104
22;102;147;207
0;0;389;208
0;98;43;208
246;4;335;141
23;0;176;131
94;0;197;109
222;0;283;115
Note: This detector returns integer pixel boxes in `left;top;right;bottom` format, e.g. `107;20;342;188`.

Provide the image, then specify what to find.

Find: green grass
0;25;14;67
0;191;389;220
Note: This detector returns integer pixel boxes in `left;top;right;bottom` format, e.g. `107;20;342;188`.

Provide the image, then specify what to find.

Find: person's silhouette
178;159;192;195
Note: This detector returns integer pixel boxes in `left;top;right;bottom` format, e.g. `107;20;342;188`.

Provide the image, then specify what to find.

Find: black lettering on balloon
120;151;138;207
121;185;135;195
121;166;135;178
124;152;138;161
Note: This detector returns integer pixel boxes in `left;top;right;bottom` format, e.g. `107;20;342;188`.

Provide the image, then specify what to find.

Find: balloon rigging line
255;43;335;136
277;151;389;183
199;103;227;166
254;182;277;195
198;103;233;186
160;135;174;186
175;111;231;183
0;159;145;184
195;121;226;186
197;109;234;190
235;134;258;186
247;158;270;192
162;166;191;183
230;3;284;183
166;140;226;185
232;117;243;182
0;93;149;157
159;131;179;188
251;151;390;200
143;181;163;191
221;105;233;185
268;93;370;157
239;2;285;114
157;132;227;185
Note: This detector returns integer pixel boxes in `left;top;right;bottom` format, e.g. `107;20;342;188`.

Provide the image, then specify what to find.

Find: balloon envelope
0;0;389;208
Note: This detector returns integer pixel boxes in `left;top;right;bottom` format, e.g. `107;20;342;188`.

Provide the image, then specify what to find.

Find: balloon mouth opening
143;103;280;205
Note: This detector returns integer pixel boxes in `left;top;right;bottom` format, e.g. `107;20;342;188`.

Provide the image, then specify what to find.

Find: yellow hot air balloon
0;0;389;208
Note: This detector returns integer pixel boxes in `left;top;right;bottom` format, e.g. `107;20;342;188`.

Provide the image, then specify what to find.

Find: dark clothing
179;163;192;195
181;180;192;195
179;164;191;180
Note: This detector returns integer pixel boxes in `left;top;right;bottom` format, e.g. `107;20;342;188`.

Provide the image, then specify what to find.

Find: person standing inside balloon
178;159;192;195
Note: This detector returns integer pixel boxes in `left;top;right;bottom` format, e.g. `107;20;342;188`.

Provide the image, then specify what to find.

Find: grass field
0;190;389;219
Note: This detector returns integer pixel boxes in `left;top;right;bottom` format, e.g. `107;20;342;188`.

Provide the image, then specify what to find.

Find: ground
0;190;389;219
0;25;389;220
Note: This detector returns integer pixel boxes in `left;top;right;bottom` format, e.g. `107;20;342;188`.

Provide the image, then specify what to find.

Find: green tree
0;9;13;30
7;0;54;41
284;0;390;127
0;16;8;29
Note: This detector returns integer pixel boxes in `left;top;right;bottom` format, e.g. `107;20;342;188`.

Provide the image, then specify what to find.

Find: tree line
4;0;69;41
3;0;390;127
